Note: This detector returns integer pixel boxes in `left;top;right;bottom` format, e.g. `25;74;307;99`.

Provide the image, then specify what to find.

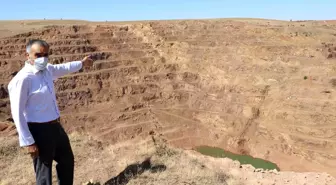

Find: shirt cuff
19;135;35;147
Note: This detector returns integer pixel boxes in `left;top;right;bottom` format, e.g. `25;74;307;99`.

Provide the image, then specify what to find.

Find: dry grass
0;132;236;185
1;130;336;185
0;136;36;185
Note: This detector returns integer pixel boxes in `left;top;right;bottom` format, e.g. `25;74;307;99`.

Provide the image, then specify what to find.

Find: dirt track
1;19;336;184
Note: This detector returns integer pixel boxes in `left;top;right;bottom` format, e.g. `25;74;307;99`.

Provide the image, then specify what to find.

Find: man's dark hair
26;39;49;53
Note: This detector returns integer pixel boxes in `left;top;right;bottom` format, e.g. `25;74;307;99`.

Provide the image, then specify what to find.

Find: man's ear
25;53;33;64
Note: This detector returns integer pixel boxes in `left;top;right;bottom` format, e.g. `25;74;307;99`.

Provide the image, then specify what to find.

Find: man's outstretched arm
49;56;94;79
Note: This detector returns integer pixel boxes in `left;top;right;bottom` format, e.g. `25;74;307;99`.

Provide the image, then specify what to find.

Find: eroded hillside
1;19;336;178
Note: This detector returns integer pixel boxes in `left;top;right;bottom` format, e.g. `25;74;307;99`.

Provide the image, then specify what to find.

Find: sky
0;0;335;21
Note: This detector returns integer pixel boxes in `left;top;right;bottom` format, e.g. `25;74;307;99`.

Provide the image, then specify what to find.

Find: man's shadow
103;157;166;185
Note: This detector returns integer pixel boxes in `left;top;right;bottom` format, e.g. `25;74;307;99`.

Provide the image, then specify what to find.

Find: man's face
26;43;49;64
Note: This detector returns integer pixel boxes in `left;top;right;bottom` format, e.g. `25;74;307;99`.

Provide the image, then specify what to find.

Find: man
7;39;94;185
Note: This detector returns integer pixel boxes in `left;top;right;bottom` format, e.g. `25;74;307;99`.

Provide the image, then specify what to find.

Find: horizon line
1;17;335;23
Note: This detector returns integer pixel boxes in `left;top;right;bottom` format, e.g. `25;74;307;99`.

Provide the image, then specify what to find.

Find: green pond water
195;146;280;171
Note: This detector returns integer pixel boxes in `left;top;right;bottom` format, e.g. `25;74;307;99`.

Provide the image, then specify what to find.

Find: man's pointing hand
81;55;94;67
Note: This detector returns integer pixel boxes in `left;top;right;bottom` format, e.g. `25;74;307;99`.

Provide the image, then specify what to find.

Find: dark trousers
28;120;74;185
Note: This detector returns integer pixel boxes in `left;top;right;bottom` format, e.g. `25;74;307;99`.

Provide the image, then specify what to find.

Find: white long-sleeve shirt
7;61;83;147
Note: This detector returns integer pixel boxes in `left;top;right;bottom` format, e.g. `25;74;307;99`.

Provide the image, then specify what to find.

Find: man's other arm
8;77;35;147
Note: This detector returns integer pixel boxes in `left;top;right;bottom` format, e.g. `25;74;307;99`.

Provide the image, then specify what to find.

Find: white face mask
33;57;48;71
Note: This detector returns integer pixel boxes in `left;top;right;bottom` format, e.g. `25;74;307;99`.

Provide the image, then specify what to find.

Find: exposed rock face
1;19;336;178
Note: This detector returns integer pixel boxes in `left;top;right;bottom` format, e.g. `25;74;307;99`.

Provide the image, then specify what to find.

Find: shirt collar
24;62;40;74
